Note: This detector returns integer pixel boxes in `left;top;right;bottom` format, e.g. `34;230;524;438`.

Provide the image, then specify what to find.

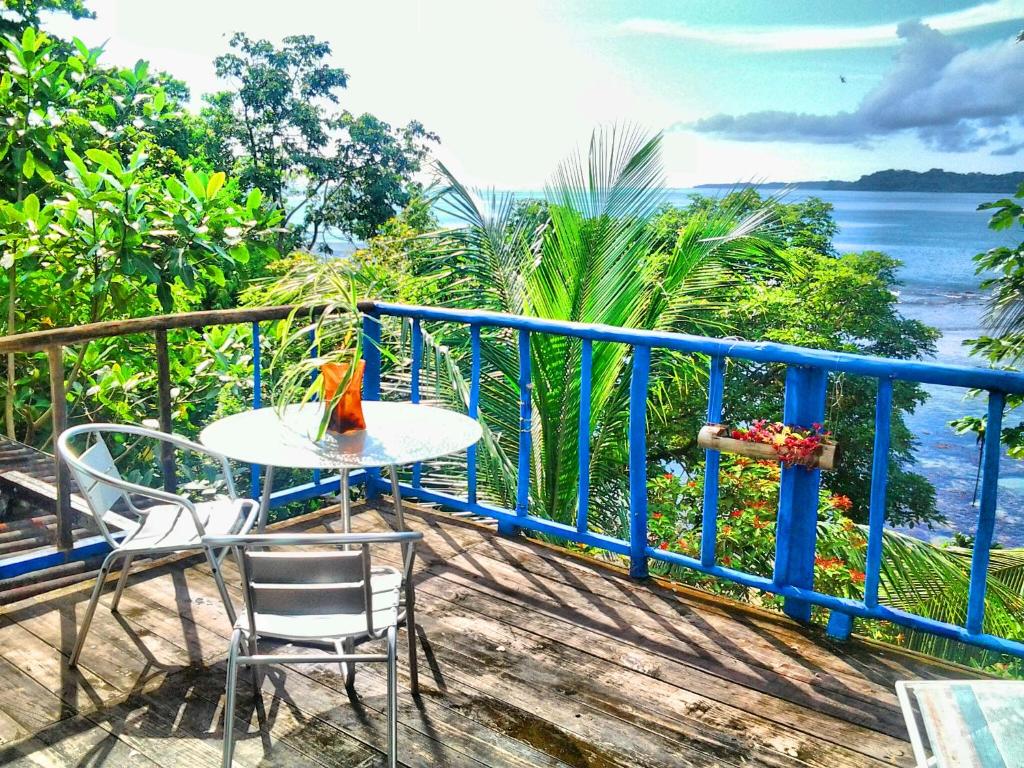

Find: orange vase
321;360;366;433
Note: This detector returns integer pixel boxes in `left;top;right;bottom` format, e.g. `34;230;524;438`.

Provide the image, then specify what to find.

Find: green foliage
646;192;940;528
0;23;279;445
0;0;92;37
394;127;784;526
955;182;1024;457
201;32;437;249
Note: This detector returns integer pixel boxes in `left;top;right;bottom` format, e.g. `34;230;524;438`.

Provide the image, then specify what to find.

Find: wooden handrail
0;303;337;550
0;305;329;354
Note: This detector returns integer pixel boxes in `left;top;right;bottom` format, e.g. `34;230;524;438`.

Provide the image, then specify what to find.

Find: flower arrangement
729;420;832;467
697;421;836;470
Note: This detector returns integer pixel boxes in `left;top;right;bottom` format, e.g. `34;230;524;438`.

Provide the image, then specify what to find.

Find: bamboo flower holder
697;424;837;470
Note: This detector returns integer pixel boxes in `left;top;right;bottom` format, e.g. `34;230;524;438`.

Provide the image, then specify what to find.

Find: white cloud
690;22;1024;154
617;0;1024;52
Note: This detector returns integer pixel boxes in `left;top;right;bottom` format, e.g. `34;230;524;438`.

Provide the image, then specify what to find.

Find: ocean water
429;188;1023;544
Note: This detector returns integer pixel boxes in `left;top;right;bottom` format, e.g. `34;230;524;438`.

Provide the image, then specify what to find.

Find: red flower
721;525;733;535
849;569;866;584
658;542;669;550
729;509;743;518
831;495;853;512
721;555;733;566
663;473;674;480
652;512;663;519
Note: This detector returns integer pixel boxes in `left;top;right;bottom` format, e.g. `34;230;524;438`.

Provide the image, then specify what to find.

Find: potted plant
697;420;836;470
262;270;365;439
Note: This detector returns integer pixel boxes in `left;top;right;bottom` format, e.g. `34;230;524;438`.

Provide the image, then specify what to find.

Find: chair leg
386;625;398;768
223;628;243;768
206;546;237;624
247;635;260;689
343;637;356;692
109;554;135;614
69;551;120;668
405;583;419;696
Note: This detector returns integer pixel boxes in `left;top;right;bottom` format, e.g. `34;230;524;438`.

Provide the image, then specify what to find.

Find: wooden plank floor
0;499;967;767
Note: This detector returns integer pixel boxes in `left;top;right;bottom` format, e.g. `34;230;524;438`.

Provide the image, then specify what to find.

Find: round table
200;401;483;532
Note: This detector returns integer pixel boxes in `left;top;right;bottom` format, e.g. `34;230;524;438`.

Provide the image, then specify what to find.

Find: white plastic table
200;402;483;532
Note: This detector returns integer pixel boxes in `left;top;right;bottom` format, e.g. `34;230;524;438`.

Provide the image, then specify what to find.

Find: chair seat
119;497;252;552
238;566;403;641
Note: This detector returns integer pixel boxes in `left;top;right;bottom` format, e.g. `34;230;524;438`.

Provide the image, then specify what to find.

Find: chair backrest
69;436;126;517
244;549;372;619
206;532;423;641
57;423;195;545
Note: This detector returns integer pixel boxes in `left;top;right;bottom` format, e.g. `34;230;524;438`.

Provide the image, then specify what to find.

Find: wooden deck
0;499;966;767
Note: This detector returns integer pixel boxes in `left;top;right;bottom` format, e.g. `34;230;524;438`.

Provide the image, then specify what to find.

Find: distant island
696;168;1024;193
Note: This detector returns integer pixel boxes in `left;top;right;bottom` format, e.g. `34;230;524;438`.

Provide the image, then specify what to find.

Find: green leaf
165;176;186;201
206;171;226;199
85;148;124;177
152;89;166;113
22;150;35;179
22;194;39;221
35;161;55;184
246;188;262;211
21;27;36;53
205;264;226;286
229;243;249;264
184;169;206;200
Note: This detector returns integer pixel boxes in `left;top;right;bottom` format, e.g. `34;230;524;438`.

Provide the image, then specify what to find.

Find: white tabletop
199;402;483;470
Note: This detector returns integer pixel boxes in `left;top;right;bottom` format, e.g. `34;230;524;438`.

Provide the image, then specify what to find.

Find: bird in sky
839;75;847;83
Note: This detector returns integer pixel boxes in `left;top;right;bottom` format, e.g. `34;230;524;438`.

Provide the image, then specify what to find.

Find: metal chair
57;423;259;667
203;531;423;768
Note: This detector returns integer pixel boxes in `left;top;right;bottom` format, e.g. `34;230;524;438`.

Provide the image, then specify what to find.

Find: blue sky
42;0;1024;188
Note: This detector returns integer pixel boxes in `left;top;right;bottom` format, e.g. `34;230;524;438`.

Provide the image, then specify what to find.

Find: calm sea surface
432;188;1023;544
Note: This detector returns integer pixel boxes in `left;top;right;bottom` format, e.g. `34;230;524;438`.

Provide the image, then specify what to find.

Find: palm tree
415;125;783;532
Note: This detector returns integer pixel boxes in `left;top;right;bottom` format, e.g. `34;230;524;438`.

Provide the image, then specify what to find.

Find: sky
40;0;1024;189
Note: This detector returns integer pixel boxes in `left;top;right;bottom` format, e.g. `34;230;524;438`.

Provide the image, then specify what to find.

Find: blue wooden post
629;346;651;580
773;365;827;623
966;390;1005;635
576;339;593;534
701;355;726;567
500;329;531;536
411;319;423;487
467;324;481;504
863;377;893;611
362;310;382;499
250;321;263;501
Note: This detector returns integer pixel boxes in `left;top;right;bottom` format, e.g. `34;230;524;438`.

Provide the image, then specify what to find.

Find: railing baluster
361;310;382;499
864;377;893;610
576;339;593;534
154;329;176;493
774;365;827;623
250;321;262;501
701;355;726;567
467;324;481;504
502;328;532;536
47;345;72;551
966;390;1005;635
411;319;423;487
629;345;651;579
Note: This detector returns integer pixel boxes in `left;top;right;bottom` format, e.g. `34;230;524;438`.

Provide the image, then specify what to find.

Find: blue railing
260;300;1024;660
